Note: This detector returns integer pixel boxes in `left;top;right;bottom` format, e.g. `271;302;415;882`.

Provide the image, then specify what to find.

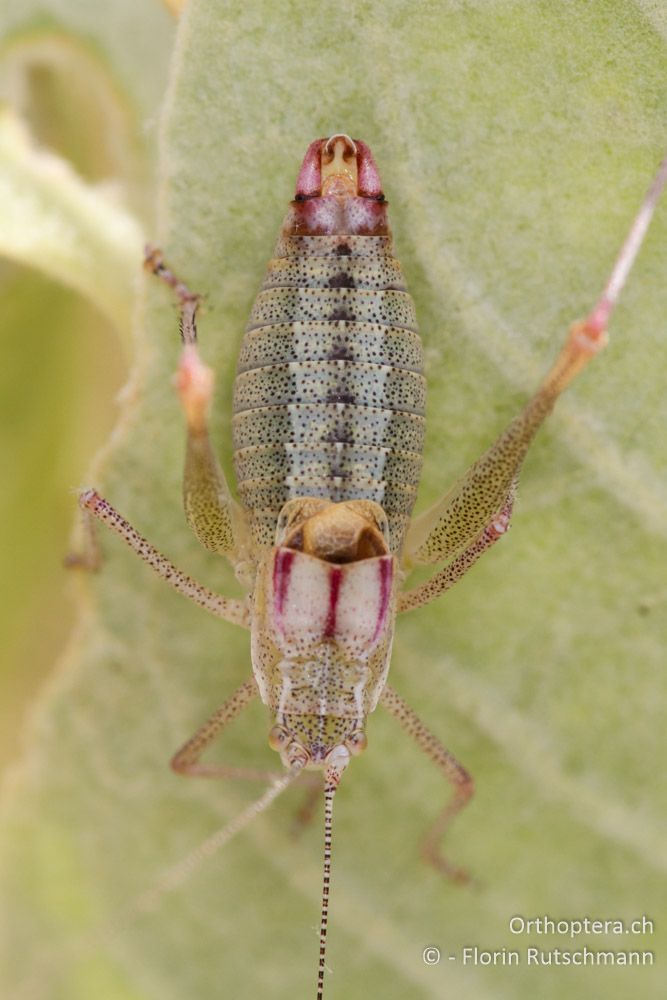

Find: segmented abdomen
233;234;425;552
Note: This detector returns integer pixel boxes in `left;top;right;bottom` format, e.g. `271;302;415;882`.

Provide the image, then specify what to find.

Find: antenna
135;762;305;915
316;762;346;1000
112;762;305;931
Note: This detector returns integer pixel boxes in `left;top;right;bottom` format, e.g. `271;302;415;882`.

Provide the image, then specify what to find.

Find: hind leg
145;247;246;562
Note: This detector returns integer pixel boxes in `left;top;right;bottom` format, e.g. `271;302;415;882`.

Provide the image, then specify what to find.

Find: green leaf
2;3;667;1000
0;108;143;332
0;0;175;779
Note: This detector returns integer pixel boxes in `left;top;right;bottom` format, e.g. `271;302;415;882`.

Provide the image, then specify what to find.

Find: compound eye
268;725;290;751
347;731;368;756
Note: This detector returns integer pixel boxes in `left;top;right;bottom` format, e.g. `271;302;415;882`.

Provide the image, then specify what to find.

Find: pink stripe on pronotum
324;567;342;639
272;547;295;627
372;556;393;645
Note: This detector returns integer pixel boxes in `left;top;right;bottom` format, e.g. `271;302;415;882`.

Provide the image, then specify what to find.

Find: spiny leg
399;502;512;612
171;677;282;781
380;685;474;883
404;151;667;569
79;488;249;628
112;689;312;927
403;318;602;566
113;689;309;929
173;680;324;843
144;247;244;560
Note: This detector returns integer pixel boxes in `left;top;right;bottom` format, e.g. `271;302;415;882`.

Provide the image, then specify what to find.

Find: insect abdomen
233;233;425;552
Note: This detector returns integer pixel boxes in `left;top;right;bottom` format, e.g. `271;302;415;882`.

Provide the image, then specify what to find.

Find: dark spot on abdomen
325;391;356;405
328;272;356;289
326;339;354;361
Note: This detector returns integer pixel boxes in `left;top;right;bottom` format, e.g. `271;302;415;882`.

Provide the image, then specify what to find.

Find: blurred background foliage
1;2;666;1000
0;0;174;772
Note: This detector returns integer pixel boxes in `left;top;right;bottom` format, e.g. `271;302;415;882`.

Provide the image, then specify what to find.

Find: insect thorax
250;517;398;765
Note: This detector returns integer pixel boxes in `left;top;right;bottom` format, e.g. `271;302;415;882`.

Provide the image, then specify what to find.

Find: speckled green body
233;232;426;553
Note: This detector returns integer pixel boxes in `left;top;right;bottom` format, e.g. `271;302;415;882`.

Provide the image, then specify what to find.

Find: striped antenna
316;765;345;1000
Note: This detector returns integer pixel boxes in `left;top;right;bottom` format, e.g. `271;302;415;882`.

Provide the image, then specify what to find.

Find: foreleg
171;678;281;781
380;684;474;883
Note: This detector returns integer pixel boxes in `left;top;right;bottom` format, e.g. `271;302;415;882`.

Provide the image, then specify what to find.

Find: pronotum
80;134;667;999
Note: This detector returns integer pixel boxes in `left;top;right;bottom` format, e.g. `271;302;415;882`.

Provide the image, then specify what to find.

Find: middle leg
79;488;249;628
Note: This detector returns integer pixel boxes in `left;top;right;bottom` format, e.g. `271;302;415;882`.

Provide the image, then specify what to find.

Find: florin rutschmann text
422;915;655;968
